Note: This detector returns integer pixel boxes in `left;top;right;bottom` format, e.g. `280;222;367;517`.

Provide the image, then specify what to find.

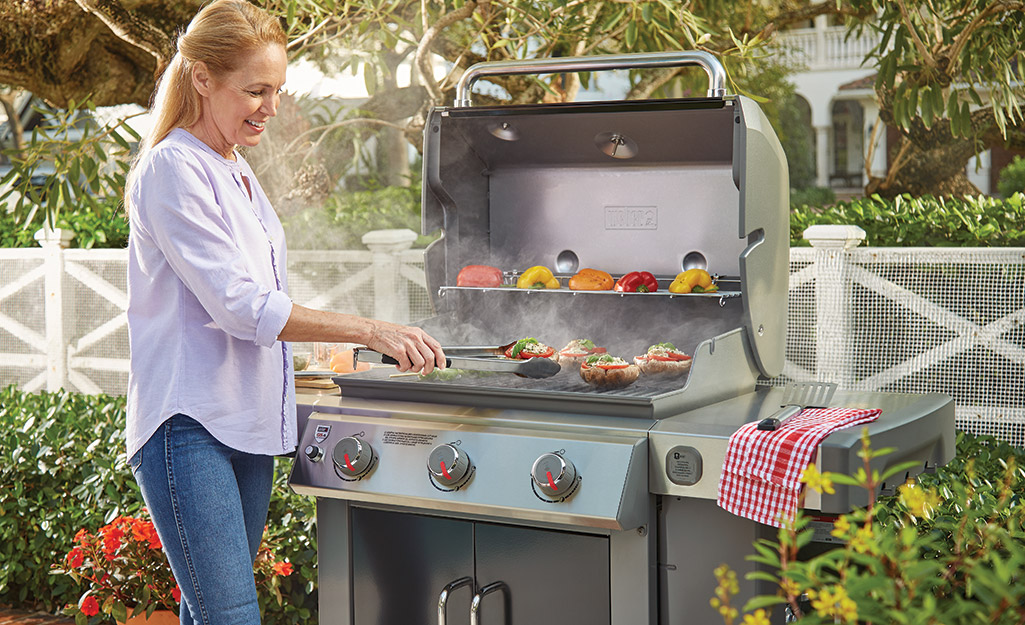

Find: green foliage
282;177;436;250
0;196;128;249
791;192;1025;247
848;0;1025;139
0;100;138;237
0;386;318;624
0;386;140;611
789;187;836;212
725;430;1025;625
777;94;816;190
997;155;1025;199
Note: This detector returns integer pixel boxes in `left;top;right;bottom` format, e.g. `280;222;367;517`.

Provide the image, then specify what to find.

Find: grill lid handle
455;50;728;107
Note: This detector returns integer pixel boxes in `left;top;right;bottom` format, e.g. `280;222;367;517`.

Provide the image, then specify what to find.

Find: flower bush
54;509;295;625
712;430;1025;624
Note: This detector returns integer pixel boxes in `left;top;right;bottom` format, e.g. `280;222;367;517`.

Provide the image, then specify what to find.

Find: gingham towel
716;407;881;527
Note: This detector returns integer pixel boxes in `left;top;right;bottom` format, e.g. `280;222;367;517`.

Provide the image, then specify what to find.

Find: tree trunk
0;91;26;157
0;0;201;108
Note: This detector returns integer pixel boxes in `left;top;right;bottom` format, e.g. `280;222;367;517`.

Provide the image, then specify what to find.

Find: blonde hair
127;0;286;201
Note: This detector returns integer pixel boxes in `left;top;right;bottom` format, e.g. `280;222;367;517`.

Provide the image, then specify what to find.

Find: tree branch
73;0;175;70
894;0;936;69
415;0;481;104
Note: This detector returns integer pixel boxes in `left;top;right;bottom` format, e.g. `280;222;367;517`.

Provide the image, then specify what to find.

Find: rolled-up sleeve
134;147;290;346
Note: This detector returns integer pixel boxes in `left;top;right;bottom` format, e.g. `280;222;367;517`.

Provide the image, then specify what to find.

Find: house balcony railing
776;26;881;71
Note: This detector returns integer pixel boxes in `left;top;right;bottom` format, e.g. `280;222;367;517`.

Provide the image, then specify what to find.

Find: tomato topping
647;353;692;362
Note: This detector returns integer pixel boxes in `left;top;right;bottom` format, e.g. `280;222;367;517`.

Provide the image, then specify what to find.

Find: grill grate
333;366;693;419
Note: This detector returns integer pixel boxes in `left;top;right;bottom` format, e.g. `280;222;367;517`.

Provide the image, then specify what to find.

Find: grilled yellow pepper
516;265;560;289
669;268;718;294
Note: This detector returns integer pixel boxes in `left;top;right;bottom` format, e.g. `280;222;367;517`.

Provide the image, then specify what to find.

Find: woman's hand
365;320;446;374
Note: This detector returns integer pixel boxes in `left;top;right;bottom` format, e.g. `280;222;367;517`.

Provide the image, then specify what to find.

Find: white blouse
126;128;296;458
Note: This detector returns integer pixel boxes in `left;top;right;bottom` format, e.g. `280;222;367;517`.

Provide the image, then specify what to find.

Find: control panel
288;409;649;531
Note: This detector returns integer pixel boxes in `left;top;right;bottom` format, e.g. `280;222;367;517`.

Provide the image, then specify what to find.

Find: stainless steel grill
289;51;955;625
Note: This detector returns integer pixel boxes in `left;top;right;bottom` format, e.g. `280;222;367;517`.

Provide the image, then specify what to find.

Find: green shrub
722;430;1025;624
0;197;128;248
0;387;140;611
997;155;1025;198
0;386;318;623
791;192;1025;247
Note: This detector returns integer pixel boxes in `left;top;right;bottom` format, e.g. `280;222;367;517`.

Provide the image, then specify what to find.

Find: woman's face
190;43;287;158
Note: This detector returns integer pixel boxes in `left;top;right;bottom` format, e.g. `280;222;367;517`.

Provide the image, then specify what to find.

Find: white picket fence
2;227;1023;445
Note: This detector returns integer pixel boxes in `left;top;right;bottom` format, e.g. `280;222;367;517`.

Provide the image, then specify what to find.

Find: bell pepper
568;268;614;291
614;271;659;293
516;265;560;289
668;269;718;294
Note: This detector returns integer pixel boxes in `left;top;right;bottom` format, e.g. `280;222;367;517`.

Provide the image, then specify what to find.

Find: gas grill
289;51;955;625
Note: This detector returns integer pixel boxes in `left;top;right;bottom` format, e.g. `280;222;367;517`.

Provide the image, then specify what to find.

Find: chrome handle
469;581;507;625
438;577;473;625
455;50;728;106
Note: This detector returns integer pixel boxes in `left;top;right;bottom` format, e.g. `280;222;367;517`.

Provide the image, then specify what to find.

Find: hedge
0;386;317;624
791;192;1025;247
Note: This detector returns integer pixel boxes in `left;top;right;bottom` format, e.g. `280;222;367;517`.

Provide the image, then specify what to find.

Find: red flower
101;535;122;557
172;586;182;603
272;561;293;577
80;596;100;617
74;529;90;545
66;547;84;569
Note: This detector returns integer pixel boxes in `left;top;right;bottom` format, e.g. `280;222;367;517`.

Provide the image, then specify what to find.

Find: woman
125;2;445;623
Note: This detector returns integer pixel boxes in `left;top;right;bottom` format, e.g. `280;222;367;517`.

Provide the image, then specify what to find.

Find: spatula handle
757;404;802;431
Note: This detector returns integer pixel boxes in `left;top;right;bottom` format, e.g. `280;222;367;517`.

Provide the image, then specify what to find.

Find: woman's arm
278;304;446;374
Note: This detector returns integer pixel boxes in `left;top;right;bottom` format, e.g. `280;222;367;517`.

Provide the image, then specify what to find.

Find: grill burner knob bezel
428;443;473;490
332;436;375;480
531;452;580;502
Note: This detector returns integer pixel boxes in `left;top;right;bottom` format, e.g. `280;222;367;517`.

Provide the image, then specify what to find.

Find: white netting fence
1;233;1022;446
771;246;1025;446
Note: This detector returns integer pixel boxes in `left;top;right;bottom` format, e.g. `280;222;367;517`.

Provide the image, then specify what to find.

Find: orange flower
74;529;90;545
273;561;293;576
80;596;100;617
66;547;84;569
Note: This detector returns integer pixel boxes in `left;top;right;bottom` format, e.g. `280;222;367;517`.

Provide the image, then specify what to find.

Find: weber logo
605;206;657;230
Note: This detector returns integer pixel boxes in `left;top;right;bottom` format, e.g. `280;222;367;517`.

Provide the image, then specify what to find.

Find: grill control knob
304;444;324;463
332;436;375;480
428;444;473;489
531;452;579;501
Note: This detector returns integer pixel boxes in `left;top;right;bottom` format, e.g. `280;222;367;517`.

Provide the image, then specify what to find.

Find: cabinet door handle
470;581;507;625
438;576;474;625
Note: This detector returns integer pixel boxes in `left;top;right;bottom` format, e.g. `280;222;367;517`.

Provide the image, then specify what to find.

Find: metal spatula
757;382;838;431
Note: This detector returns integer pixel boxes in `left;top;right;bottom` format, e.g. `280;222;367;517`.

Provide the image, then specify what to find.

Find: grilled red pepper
614;271;659;293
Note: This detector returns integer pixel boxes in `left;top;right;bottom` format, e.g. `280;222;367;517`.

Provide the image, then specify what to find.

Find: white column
862;101;887;179
815;125;831;188
34;227;75;391
362;229;418;323
803;224;865;387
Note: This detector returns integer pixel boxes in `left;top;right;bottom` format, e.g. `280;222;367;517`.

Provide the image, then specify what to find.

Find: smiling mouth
245;119;265;129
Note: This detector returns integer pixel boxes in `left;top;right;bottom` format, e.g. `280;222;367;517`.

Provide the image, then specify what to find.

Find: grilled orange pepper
568;268;614;291
669;269;718;294
516;265;560;289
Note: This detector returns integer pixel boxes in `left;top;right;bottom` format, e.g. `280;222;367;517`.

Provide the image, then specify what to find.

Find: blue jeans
130;414;274;625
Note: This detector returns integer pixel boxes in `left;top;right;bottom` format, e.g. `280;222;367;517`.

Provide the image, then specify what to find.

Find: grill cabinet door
351;507;474;625
474;522;611;625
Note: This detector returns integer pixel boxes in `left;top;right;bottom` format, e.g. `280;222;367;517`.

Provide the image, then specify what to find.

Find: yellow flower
831;515;851;539
779;577;802;598
741;609;771;625
850;524;875;554
809;584;858;623
800;463;835;495
898;481;941;518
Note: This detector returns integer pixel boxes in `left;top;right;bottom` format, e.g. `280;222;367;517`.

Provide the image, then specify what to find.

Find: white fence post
803;224;866;387
34;227;75;391
361;229;418;324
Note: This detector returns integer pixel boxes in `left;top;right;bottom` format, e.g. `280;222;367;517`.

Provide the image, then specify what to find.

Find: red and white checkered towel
717;407;881;527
